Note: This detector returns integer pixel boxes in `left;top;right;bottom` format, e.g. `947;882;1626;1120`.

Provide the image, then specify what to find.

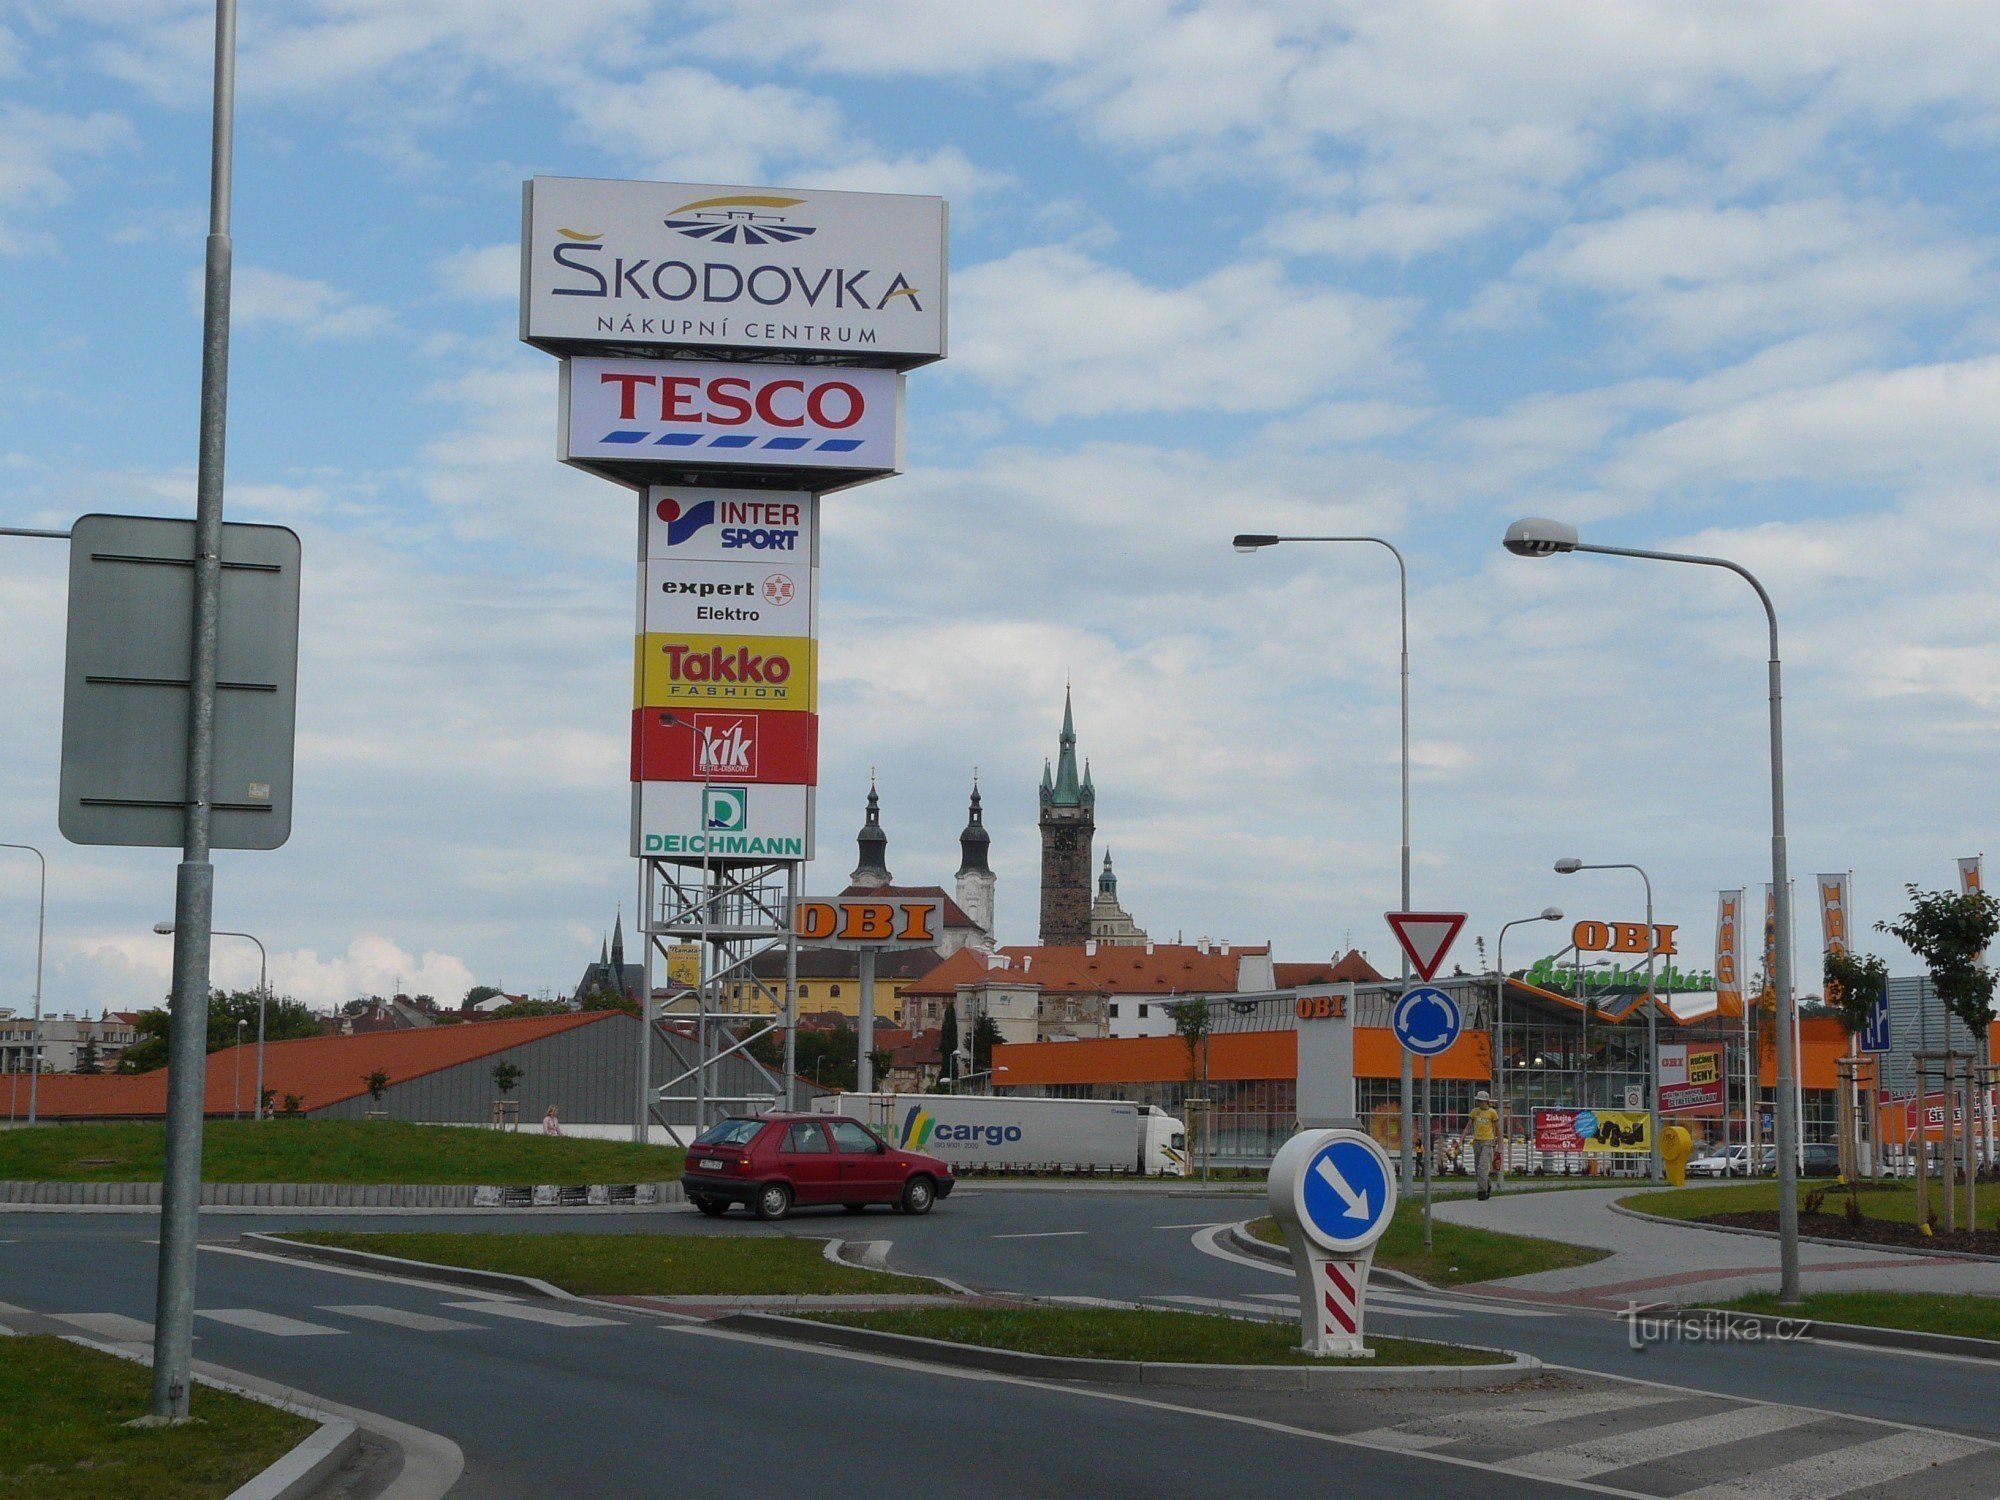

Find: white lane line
1153;1221;1233;1230
1349;1390;1671;1452
1679;1427;1993;1500
319;1303;484;1333
51;1312;156;1343
445;1300;621;1328
198;1308;346;1337
1511;1404;1821;1481
991;1230;1088;1240
1189;1225;1291;1277
1153;1296;1288;1318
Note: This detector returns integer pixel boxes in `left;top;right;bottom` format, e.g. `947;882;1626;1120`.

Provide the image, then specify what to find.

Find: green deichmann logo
703;785;748;831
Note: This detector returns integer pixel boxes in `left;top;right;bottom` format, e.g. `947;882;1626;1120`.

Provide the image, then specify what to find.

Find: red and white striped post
1268;1127;1398;1358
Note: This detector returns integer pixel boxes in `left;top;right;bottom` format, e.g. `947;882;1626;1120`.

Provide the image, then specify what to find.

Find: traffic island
1618;1182;2000;1256
0;1334;320;1500
1241;1207;1610;1285
733;1305;1536;1390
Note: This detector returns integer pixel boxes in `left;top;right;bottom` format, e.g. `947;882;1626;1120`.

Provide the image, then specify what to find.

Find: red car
682;1113;955;1221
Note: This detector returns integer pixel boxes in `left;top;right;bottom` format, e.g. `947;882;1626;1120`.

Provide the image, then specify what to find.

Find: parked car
681;1112;956;1221
1756;1143;1841;1177
1686;1144;1752;1178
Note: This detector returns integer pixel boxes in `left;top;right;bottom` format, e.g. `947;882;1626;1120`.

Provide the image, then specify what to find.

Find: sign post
793;896;945;1091
1267;1129;1398;1356
1391;983;1462;1250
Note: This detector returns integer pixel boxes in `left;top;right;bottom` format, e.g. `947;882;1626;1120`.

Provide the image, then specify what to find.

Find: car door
828;1118;900;1203
775;1121;839;1204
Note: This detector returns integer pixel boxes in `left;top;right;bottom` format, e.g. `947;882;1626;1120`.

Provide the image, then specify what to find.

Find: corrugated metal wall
315;1015;786;1127
1883;974;1981;1096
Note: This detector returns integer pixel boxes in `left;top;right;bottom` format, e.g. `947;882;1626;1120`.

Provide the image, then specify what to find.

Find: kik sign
794;896;946;951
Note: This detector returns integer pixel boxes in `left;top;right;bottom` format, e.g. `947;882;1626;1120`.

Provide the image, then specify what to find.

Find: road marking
444;1301;621;1328
1678;1427;1993;1499
198;1308;345;1337
51;1312;155;1343
1152;1221;1234;1230
319;1304;483;1333
1188;1225;1290;1276
1510;1404;1822;1481
1351;1390;1669;1451
991;1231;1088;1240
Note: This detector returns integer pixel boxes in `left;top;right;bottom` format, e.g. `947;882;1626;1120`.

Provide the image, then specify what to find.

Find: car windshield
694;1119;763;1147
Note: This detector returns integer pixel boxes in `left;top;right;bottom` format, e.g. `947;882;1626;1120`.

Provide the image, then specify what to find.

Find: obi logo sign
794;897;944;950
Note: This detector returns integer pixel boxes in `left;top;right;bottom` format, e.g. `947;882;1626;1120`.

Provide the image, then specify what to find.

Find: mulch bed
1703;1209;2000;1255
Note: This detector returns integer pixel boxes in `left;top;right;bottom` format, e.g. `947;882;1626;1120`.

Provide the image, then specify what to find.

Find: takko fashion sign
521;177;947;363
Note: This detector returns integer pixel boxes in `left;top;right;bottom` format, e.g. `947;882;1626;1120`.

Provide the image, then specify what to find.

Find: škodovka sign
522;177;946;364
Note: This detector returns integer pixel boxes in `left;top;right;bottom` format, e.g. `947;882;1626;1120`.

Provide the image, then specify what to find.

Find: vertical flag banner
1960;856;1986;965
1761;883;1778;1010
1715;890;1745;1015
1817;874;1850;956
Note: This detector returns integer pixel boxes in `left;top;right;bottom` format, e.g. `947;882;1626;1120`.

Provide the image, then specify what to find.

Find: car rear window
694;1119;763;1147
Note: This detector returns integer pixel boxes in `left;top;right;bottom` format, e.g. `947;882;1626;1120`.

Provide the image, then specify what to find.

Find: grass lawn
1623;1179;1997;1228
1715;1291;2000;1342
0;1120;684;1185
1246;1203;1608;1286
287;1231;938;1296
802;1305;1509;1366
0;1335;311;1500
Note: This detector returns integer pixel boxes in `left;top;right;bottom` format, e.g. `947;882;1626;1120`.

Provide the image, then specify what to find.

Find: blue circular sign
1295;1134;1396;1253
1392;985;1462;1057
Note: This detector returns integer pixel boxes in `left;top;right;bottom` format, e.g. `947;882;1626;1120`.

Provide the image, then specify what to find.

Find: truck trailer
812;1092;1187;1176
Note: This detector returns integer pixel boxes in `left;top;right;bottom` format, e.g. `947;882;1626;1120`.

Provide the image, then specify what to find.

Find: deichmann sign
564;358;902;477
521;177;947;365
630;708;818;785
792;896;945;950
636;632;816;711
632;780;812;860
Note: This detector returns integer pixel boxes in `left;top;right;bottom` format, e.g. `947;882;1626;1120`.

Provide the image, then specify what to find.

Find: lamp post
1556;860;1662;1183
1234;532;1416;1188
1504;517;1801;1300
0;844;46;1126
233;1019;245;1120
1493;906;1563;1186
154;922;266;1121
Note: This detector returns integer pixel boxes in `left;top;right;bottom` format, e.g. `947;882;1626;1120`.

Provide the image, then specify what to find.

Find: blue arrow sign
1298;1134;1395;1253
1392;985;1462;1057
1861;989;1890;1054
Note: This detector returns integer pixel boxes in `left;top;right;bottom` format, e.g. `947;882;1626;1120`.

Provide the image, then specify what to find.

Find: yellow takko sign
635;632;816;711
1571;920;1678;956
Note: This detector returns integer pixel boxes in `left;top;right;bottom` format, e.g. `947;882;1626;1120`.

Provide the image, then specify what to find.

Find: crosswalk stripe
1239;1289;1555;1319
444;1300;621;1328
198;1308;345;1337
319;1303;483;1333
1507;1404;1822;1481
1350;1389;1668;1451
51;1313;155;1343
1678;1428;1994;1500
1155;1294;1451;1321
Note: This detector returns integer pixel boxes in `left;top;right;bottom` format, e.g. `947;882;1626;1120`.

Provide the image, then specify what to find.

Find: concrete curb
226;1416;360;1500
1222;1220;1441;1294
1654;1304;2000;1362
1608;1198;2000;1263
714;1311;1541;1389
0;1178;683;1208
245;1232;576;1301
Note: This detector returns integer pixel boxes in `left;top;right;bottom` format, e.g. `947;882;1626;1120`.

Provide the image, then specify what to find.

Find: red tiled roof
871;1027;942;1068
1275;950;1387;986
904;943;1266;999
834;883;983;930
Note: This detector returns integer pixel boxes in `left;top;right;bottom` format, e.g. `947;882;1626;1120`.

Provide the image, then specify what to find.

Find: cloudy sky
2;1;1998;1018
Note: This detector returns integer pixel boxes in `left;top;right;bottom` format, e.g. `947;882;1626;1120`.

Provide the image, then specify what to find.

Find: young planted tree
937;1002;960;1085
493;1061;523;1095
1823;949;1890;1039
362;1070;391;1112
1167;998;1213;1178
1878;884;2000;1044
75;1035;102;1075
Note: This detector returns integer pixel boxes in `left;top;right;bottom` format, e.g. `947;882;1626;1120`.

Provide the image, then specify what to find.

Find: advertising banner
1818;873;1850;955
1761;883;1777;1008
1962;856;1986;965
642;558;814;637
1661;1051;1725;1115
635;632;816;712
1715;890;1744;1014
522;177;948;364
632;780;812;861
565;357;902;476
1532;1107;1651;1153
645;488;816;566
630;708;818;784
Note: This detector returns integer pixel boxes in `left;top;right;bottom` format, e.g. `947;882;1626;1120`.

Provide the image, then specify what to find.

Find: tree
1823;949;1889;1038
1877;884;2000;1041
1167;997;1211;1094
75;1035;102;1075
117;989;324;1073
363;1069;390;1106
492;1061;522;1095
971;1016;1002;1076
580;984;639;1017
937;1001;960;1083
488;998;571;1021
464;984;503;1008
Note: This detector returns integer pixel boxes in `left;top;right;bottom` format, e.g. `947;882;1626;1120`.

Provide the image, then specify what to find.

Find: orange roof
904;942;1265;999
1275;950;1387;987
993;1025;1490;1088
27;1012;612;1119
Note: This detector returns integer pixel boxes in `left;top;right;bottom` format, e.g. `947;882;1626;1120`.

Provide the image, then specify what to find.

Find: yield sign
1384;910;1467;982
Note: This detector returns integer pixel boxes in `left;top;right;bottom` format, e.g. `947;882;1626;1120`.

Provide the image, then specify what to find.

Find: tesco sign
562;356;901;479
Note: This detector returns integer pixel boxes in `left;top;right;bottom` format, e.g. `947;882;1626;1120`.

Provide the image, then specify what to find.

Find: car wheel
753;1182;793;1222
899;1175;935;1217
692;1196;728;1218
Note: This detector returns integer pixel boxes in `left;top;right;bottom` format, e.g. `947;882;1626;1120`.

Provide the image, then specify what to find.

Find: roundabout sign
1268;1129;1399;1356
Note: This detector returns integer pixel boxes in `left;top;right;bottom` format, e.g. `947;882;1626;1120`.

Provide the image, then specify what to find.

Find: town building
1038;689;1096;944
572;914;642;1006
0;1010;140;1074
1089;853;1147;946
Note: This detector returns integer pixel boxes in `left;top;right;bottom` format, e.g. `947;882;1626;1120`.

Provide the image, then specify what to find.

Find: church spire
1099;849;1117;897
610;911;625;976
957;772;992;877
1044;684;1090;808
851;773;891;888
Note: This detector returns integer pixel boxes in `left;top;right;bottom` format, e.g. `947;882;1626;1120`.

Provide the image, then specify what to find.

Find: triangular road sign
1384;910;1468;982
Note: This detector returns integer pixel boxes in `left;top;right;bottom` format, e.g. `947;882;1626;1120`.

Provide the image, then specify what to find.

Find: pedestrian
1470;1089;1501;1200
542;1104;561;1137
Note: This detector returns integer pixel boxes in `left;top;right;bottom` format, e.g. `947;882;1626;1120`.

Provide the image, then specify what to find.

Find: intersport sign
563;357;901;477
521;177;947;365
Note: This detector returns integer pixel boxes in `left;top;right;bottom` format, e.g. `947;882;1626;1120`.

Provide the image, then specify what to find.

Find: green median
1246;1202;1608;1286
801;1304;1509;1366
286;1231;937;1296
0;1120;684;1185
0;1335;311;1500
1714;1291;2000;1343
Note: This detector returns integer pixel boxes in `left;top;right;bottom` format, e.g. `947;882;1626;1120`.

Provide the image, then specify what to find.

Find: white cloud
952;245;1413;419
219;265;395;340
436;244;518;302
0;104;131;253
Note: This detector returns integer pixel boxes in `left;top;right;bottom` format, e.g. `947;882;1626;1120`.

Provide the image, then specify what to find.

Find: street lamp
1493;906;1563;1182
1505;517;1802;1299
233;1019;246;1120
1234;532;1417;1188
155;922;267;1121
1556;860;1662;1183
0;844;47;1126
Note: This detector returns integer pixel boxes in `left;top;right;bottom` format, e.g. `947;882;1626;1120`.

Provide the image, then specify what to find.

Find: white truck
812;1093;1187;1176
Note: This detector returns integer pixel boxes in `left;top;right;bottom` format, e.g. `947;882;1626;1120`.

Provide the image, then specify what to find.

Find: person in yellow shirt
1469;1089;1501;1200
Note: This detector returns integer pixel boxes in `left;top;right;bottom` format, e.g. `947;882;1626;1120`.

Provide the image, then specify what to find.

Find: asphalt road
4;1189;1998;1498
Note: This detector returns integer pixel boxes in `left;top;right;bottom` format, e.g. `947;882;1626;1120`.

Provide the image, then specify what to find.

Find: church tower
955;774;996;942
1038;688;1096;945
850;776;892;889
